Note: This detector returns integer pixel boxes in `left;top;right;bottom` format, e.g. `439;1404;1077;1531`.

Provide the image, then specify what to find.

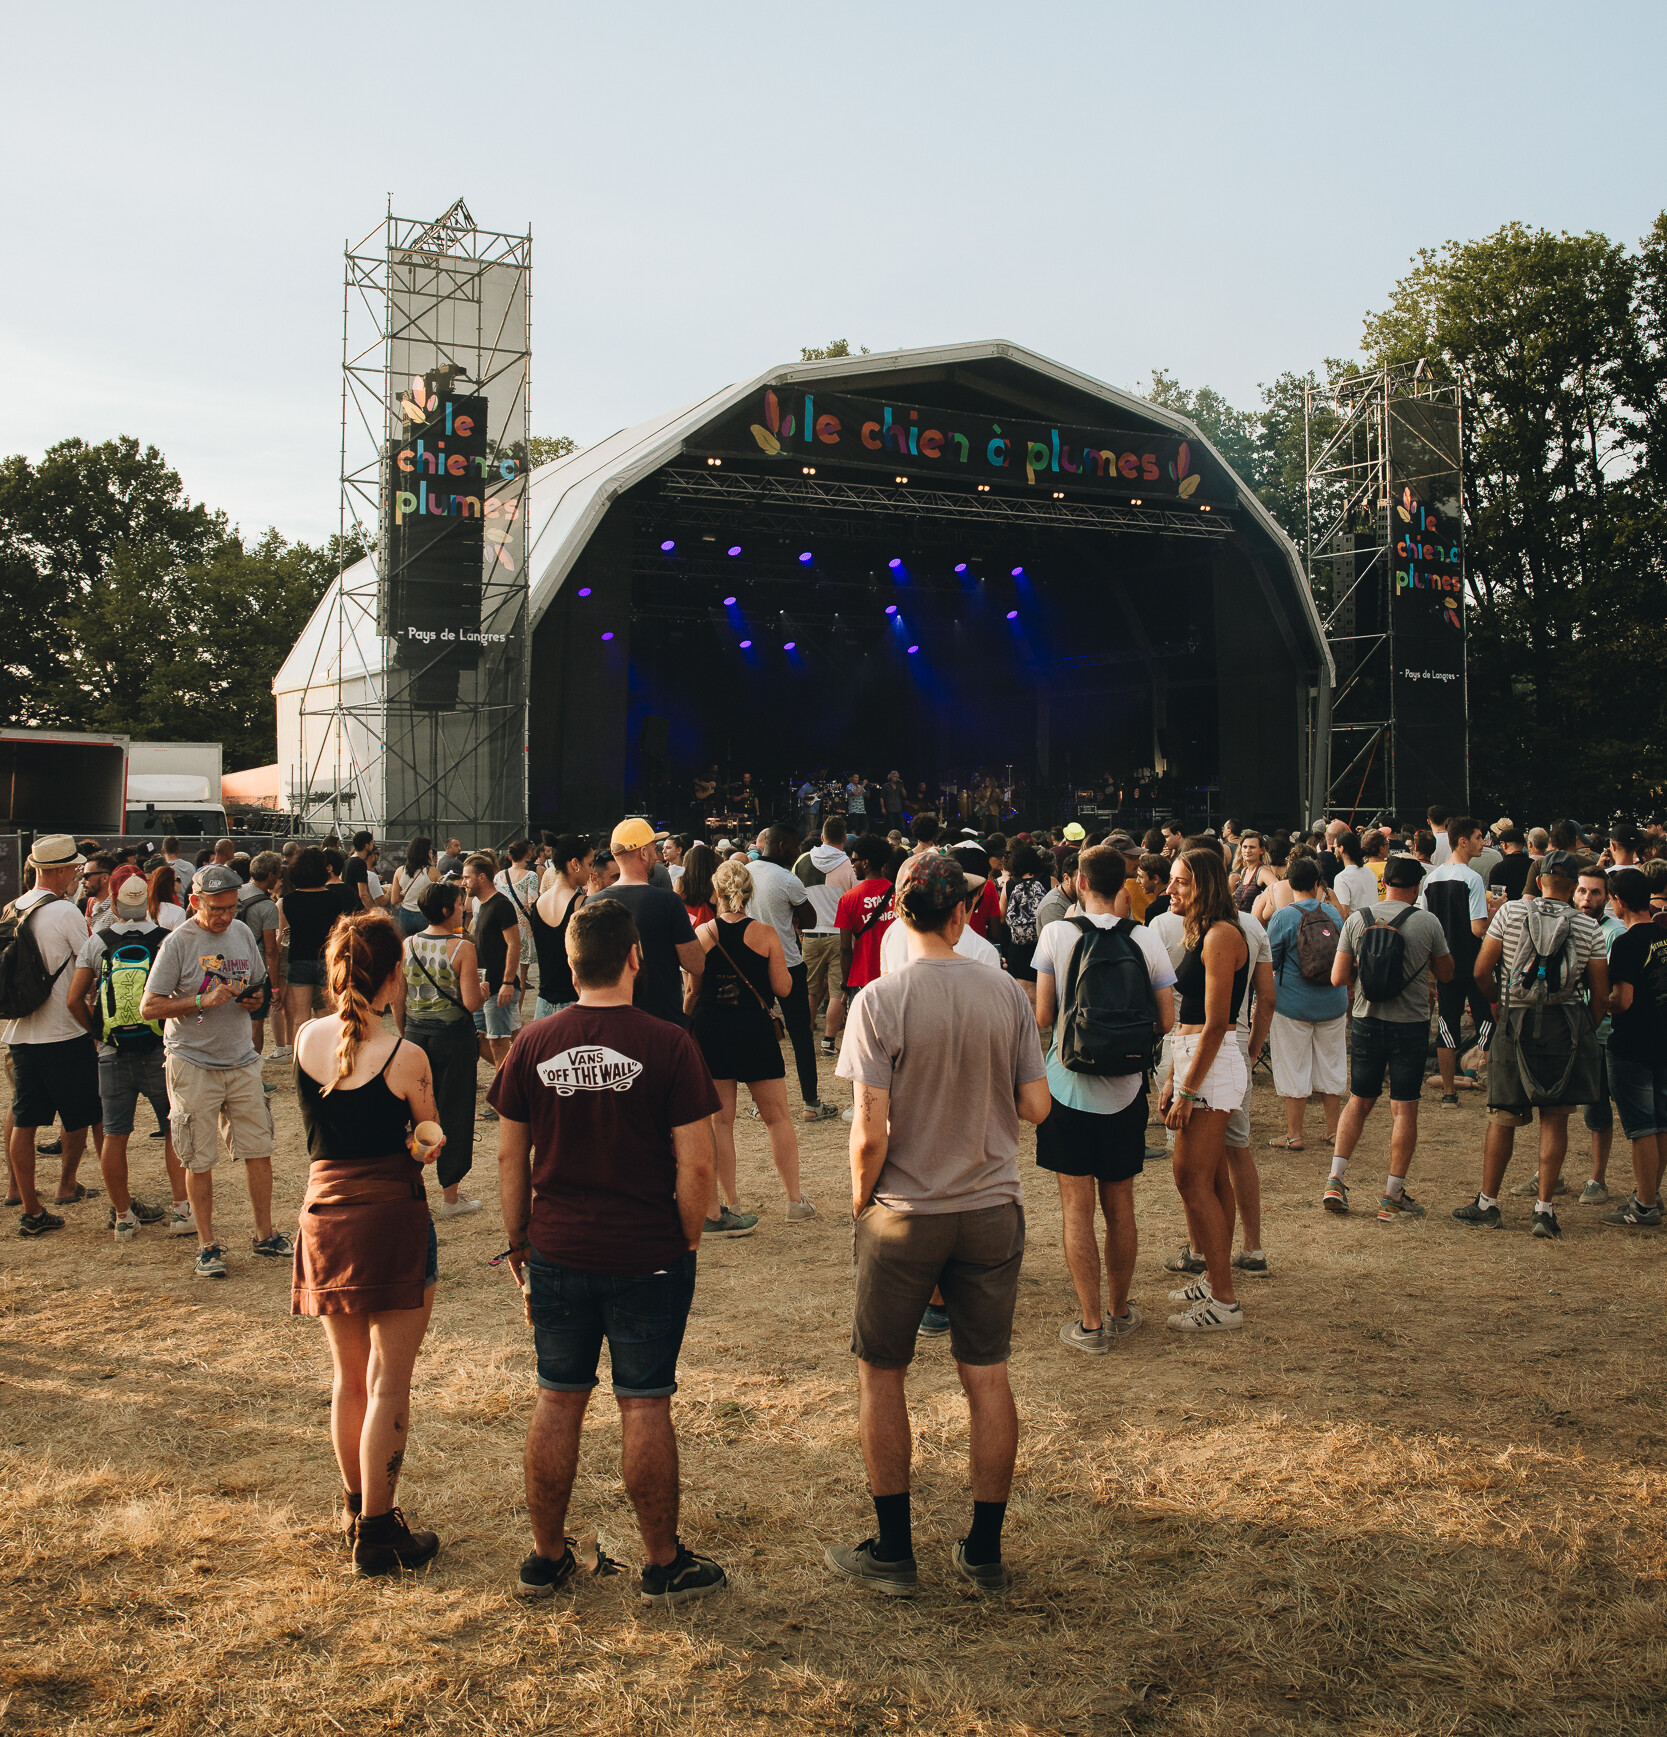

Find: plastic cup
410;1120;443;1162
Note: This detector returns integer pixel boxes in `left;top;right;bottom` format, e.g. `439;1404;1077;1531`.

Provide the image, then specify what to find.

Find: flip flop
1266;1136;1305;1150
53;1184;101;1204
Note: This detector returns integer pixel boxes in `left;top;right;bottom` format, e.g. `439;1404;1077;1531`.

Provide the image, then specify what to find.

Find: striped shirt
1485;898;1603;1007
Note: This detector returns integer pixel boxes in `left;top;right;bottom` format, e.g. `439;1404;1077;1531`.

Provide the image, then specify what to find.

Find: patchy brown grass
3;1044;1667;1736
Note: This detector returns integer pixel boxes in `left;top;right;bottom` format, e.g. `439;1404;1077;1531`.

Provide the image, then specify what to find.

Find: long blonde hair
1177;846;1241;955
711;858;754;916
321;912;404;1094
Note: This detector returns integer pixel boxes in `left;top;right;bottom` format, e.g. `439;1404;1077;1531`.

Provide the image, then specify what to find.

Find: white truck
124;741;226;839
0;726;130;834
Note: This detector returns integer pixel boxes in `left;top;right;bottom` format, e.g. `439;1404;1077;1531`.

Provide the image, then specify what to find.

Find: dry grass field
4;1034;1667;1737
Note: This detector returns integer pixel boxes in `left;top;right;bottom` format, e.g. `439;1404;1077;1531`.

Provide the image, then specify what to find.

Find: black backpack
0;894;69;1021
1058;917;1159;1077
1354;903;1417;1004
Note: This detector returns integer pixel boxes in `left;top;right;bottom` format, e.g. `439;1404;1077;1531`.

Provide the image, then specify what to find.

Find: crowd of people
4;800;1664;1600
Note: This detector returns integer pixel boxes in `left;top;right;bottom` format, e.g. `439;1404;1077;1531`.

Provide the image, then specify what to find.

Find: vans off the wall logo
536;1046;643;1096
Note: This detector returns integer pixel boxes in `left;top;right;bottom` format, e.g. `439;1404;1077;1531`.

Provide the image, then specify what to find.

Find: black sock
871;1491;912;1562
961;1500;1007;1567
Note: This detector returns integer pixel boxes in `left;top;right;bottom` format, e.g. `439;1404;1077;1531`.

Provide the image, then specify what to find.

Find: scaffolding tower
1306;362;1464;820
294;199;531;843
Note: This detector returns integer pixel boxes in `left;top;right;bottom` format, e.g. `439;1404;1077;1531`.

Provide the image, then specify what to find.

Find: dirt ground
3;1029;1667;1737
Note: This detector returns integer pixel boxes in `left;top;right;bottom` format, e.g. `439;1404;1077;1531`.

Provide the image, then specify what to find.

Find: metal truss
293;199;531;839
655;467;1234;540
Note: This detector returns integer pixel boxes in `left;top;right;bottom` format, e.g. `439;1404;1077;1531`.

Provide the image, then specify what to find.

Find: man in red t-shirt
836;833;898;994
494;899;725;1607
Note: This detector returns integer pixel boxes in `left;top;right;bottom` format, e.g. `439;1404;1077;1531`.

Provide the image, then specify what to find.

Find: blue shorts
525;1249;696;1399
98;1047;170;1139
474;996;522;1041
533;997;574;1021
1608;1050;1667;1141
287;958;326;988
1349;1016;1427;1103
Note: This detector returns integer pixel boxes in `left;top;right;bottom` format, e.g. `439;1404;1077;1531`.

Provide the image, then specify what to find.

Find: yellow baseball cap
610;817;658;852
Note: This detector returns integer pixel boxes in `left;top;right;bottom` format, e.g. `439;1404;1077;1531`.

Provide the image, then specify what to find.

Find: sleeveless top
297;1039;411;1164
694;918;776;1026
529;887;584;1006
1232;869;1262;912
399;866;433;912
1175;925;1250;1025
404;932;468;1025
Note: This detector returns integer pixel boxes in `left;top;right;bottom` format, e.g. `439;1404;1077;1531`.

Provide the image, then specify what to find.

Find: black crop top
1174;926;1250;1025
297;1038;412;1163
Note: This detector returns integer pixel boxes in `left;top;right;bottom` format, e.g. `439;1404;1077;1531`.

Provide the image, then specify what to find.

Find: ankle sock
1329;1156;1348;1181
1536;1199;1554;1214
872;1492;912;1562
1478;1193;1498;1210
962;1500;1007;1567
1385;1175;1405;1201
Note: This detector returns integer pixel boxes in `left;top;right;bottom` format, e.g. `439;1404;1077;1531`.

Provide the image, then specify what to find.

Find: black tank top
696;918;776;1023
529;886;584;1005
297;1038;411;1164
1175;925;1250;1025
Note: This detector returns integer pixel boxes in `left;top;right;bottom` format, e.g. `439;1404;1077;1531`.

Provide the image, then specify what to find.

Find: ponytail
321;911;405;1094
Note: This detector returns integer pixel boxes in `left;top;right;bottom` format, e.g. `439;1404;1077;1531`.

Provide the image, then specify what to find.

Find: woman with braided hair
292;910;446;1577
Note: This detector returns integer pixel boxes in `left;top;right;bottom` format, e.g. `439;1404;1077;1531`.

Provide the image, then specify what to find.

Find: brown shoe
353;1507;440;1576
340;1491;362;1540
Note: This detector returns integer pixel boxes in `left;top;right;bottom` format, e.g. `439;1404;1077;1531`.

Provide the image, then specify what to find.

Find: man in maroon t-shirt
836;832;898;994
493;899;724;1607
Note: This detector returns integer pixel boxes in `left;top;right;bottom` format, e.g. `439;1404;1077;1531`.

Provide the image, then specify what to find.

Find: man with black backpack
1031;845;1177;1351
1325;855;1453;1221
4;835;106;1236
1453;850;1609;1238
66;872;190;1241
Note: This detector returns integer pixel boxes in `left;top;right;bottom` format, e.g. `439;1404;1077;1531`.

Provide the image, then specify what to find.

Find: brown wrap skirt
291;1153;432;1316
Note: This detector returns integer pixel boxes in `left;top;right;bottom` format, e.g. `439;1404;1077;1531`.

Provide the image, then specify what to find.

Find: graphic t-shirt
835;877;897;989
965;876;1000;940
75;920;169;1058
488;1003;720;1274
1605;922;1667;1067
148;916;265;1068
472;891;521;993
586;883;699;1026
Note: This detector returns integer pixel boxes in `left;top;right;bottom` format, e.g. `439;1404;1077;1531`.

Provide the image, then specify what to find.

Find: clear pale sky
5;1;1663;545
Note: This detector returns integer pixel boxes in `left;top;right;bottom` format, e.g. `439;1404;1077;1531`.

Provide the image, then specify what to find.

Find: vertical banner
1387;397;1467;815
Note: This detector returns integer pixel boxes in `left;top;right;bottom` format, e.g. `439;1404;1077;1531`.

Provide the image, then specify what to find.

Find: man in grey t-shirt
140;865;284;1280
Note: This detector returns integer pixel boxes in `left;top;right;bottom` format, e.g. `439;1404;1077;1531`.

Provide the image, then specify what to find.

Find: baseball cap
1383;854;1426;889
192;864;242;895
1062;822;1086;842
1540;849;1584;883
114;875;150;916
610;818;658;852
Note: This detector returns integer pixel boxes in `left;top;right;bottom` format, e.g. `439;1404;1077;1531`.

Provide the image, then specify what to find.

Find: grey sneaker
1453;1196;1504;1228
1163;1242;1207;1274
702;1206;759;1238
1167;1296;1244;1332
1059;1318;1109;1354
1531;1207;1562;1239
1231;1251;1269;1275
824;1538;917;1596
918;1303;951;1336
252;1231;294;1258
951;1540;1010;1593
195;1243;228;1279
1579;1179;1611;1206
785;1196;817;1223
1102;1302;1143;1338
1510;1175;1567;1198
1600;1195;1663;1227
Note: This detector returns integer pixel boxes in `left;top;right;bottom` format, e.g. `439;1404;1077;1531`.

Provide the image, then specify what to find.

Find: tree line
3;215;1663;809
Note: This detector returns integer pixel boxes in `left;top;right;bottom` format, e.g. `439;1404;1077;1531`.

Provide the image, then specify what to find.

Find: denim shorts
1608;1049;1667;1141
287;958;326;988
533;997;574;1021
97;1047;170;1139
525;1248;696;1399
1348;1015;1427;1103
474;996;522;1041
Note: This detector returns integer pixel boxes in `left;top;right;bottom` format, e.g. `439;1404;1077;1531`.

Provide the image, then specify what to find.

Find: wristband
194;993;203;1009
1177;1086;1199;1102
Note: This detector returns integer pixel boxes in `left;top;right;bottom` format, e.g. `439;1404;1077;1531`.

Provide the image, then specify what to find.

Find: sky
4;1;1664;545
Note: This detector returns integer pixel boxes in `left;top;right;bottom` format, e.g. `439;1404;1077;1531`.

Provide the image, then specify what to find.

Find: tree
800;340;869;361
528;434;578;467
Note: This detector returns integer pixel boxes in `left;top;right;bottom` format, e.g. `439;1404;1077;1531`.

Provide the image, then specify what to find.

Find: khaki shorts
802;933;845;1008
165;1056;275;1174
1486;1105;1571;1129
851;1200;1024;1369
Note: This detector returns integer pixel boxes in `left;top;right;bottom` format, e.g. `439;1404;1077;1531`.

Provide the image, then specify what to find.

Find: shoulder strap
408;937;465;1009
501;873;533;918
856;887;894;940
710;921;778;1019
378;1037;404;1078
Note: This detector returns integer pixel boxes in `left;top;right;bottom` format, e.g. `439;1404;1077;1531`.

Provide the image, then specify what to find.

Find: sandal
1266;1136;1305;1151
53;1184;101;1204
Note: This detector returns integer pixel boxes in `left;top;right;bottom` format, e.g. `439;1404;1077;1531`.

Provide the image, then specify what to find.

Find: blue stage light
728;545;742;557
885;605;898;616
907;645;919;655
739;638;752;649
784;640;796;650
601;631;614;641
723;595;737;606
660;539;675;552
1011;565;1024;577
888;557;903;570
1006;609;1019;620
798;551;813;564
954;562;968;574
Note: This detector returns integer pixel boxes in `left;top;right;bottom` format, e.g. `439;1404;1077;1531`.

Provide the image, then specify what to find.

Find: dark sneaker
1059;1318;1108;1354
951;1539;1011;1593
36;1138;62;1156
353;1507;440;1576
1453;1196;1503;1229
918;1304;951;1336
1323;1178;1349;1214
1511;1175;1568;1198
1377;1192;1427;1222
517;1536;621;1599
702;1206;758;1238
18;1209;66;1238
194;1243;228;1279
1531;1208;1561;1240
252;1231;294;1258
1580;1179;1610;1206
1601;1195;1664;1227
109;1196;169;1228
1162;1242;1207;1274
53;1183;98;1204
1102;1302;1143;1338
823;1538;917;1596
1439;1092;1459;1108
640;1542;726;1606
1231;1251;1269;1275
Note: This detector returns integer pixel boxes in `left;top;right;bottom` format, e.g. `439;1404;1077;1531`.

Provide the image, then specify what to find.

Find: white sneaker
269;1045;294;1064
786;1195;817;1223
840;1108;855;1123
435;1196;483;1218
1167;1278;1214;1304
166;1202;196;1237
113;1212;140;1242
1167;1297;1244;1332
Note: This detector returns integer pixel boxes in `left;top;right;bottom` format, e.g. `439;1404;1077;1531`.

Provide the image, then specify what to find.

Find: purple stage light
601;631;614;641
885;604;898;615
723;595;737;606
660;539;676;552
1006;609;1019;620
739;638;752;649
1011;565;1024;577
728;545;742;557
784;640;796;650
888;557;903;570
577;586;592;597
798;551;813;564
954;562;968;573
906;645;919;655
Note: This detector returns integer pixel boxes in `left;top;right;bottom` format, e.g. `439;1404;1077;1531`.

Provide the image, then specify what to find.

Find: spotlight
1052;491;1065;499
885;604;898;615
660;539;676;551
706;456;722;466
977;483;991;493
577;586;592;597
739;638;752;649
906;645;919;655
801;465;816;475
784;640;796;651
1011;565;1025;577
1130;498;1142;506
894;475;909;485
727;545;742;556
888;557;903;570
1006;610;1018;620
954;562;967;574
723;595;737;606
798;551;813;564
601;630;615;641
1200;504;1212;512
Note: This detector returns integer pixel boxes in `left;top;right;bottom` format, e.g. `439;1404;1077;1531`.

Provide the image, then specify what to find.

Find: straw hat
26;834;86;871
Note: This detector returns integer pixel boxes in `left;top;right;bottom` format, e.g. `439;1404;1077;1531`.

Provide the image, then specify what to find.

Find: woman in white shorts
1161;847;1250;1333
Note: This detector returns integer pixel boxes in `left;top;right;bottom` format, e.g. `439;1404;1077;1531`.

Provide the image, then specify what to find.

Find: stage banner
1387;397;1467;813
705;387;1234;504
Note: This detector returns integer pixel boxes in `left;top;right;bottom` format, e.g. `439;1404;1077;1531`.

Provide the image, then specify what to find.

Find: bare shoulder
390;1034;433;1081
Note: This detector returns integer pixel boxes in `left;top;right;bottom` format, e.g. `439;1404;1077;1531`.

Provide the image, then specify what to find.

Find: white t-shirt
879;919;1000;976
1430;827;1453;866
745;858;810;967
1147;908;1268;1038
1417;860;1488;920
3;890;92;1046
1030;913;1178;1113
1333;863;1381;917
